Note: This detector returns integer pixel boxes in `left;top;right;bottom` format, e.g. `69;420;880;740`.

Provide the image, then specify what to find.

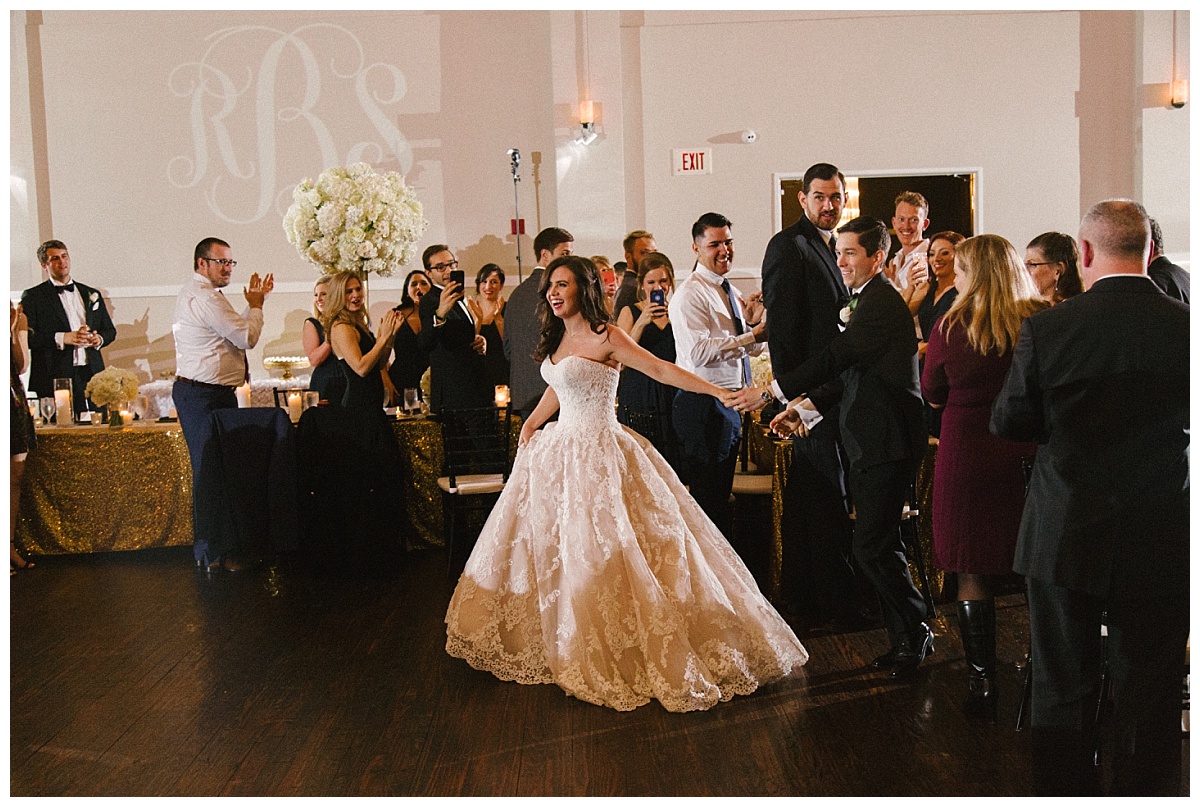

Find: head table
15;409;521;557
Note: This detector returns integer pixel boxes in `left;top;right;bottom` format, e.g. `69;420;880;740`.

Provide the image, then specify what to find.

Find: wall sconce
1171;78;1188;109
575;100;598;145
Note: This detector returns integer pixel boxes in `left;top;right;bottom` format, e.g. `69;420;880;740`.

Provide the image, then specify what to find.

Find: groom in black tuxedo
418;244;492;413
20;239;117;414
760;162;856;624
992;200;1189;796
736;216;930;677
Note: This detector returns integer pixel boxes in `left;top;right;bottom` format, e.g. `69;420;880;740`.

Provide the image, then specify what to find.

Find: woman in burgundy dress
920;234;1045;720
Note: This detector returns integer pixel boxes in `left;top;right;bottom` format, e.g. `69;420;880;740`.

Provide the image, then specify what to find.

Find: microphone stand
509;149;523;282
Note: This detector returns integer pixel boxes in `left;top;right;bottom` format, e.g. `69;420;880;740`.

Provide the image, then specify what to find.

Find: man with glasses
20;239;118;415
417;244;491;412
172;237;273;571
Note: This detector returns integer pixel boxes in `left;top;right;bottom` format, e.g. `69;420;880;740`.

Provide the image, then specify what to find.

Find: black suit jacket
501;267;547;415
774;273;924;474
761;213;850;378
20;279;117;399
1147;255;1190;304
991;275;1189;596
417;285;491;411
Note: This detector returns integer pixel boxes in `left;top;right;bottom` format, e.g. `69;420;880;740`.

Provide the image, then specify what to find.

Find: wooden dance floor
9;547;1189;797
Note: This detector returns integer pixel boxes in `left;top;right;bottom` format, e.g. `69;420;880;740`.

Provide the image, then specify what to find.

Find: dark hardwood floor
9;547;1188;796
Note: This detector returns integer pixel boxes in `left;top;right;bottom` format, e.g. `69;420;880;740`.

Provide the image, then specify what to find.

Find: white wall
9;10;1188;383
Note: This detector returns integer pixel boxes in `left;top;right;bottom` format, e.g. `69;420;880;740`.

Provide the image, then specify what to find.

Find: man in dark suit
738;216;930;677
612;229;657;316
1147;217;1190;304
759;163;857;624
992;200;1189;796
21;240;117;415
502;227;573;420
417;244;492;413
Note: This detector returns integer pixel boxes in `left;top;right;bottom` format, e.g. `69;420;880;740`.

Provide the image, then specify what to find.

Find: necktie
55;283;76;294
828;234;837;255
721;279;753;388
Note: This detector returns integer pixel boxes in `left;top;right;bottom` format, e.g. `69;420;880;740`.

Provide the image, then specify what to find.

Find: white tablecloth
140;376;313;418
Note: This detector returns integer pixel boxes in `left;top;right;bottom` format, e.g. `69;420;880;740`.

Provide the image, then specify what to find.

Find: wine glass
39;397;55;425
403;388;420;414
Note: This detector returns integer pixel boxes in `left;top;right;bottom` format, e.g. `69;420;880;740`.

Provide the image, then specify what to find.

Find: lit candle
54;389;72;425
287;391;302;422
235;382;252;408
120;404;133;422
494;385;510;408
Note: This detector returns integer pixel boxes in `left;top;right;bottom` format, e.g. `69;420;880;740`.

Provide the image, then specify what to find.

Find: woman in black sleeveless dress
387;269;432;399
614;252;680;469
10;302;35;572
302;275;338;401
467;263;509;387
321;273;400;410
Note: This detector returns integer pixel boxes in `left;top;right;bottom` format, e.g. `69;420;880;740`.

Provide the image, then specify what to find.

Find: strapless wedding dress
445;355;807;712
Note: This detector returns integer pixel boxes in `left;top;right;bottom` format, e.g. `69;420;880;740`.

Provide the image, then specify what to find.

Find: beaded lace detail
445;355;807;712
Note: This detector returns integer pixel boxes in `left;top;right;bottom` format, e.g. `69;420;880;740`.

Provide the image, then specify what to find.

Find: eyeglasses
1024;261;1057;271
429;259;459;271
204;257;238;268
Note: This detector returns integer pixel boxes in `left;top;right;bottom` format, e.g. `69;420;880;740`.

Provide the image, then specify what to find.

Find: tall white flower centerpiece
283;162;427;284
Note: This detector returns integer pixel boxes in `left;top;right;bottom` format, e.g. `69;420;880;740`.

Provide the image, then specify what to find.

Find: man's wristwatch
760;390;773;405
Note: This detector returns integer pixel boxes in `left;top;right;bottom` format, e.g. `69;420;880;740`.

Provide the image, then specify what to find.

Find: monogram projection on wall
167;24;419;225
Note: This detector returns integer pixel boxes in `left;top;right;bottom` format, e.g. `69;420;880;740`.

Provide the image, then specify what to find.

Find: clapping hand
471;334;487;355
244;272;274;308
743;293;764;326
378;309;402;340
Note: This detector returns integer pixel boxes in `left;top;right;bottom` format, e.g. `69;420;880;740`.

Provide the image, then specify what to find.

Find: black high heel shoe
10;542;35;571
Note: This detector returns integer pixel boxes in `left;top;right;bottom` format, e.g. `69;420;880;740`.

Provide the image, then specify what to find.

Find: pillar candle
54;389;72;425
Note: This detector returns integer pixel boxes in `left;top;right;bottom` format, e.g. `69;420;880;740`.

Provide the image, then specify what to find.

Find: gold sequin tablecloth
16;421;194;555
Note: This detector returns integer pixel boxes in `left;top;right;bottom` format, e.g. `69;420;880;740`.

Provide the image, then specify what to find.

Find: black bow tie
55;283;76;294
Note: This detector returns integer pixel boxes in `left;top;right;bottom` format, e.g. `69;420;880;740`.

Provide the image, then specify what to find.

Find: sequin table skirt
16;421;194;555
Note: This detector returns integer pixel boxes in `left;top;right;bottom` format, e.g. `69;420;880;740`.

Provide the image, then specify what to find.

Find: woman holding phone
614;252;680;467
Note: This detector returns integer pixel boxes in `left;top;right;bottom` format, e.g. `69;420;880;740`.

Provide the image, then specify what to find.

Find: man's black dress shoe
888;623;935;678
870;638;934;670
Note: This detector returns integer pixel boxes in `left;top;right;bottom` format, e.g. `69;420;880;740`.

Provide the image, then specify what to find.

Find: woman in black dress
1024;231;1084;307
10;302;35;572
321;273;400;410
467;263;509;387
387;269;432;399
915;232;965;438
614;252;680;468
302;275;338;401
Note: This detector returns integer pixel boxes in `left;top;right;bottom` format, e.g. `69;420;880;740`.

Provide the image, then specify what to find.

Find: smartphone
649;289;666;306
449;269;465;289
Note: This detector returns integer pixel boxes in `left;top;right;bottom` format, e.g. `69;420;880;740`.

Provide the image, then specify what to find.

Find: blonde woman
301;275;337;400
320;272;400;410
920;234;1046;720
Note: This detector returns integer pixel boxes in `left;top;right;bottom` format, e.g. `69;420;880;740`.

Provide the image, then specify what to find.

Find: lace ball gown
445;355;807;712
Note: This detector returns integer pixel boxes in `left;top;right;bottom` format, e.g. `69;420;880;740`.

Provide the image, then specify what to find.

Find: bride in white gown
445;256;806;712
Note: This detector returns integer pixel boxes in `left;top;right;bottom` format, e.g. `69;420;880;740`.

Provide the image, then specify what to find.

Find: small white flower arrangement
283;162;427;277
88;291;101;310
85;367;140;408
839;297;859;325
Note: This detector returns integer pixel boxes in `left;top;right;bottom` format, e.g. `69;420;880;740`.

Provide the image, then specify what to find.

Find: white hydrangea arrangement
283;162;427;277
85;367;140;408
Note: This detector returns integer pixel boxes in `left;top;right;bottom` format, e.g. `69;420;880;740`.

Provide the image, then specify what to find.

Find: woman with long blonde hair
921;234;1045;721
320;272;400;410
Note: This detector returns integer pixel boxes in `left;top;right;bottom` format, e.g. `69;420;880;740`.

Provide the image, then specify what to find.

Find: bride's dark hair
532;255;610;362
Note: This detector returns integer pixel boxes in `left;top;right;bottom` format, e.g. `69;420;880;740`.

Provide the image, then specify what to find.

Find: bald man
992;200;1189;796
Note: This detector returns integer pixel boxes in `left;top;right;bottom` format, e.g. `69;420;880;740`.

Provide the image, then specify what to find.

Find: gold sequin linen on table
16;422;193;554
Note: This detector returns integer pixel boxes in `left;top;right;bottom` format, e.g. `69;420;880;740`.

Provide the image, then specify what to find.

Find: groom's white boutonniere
839;296;858;325
89;291;100;310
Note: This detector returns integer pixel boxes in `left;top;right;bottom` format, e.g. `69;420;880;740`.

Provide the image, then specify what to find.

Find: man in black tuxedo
20;240;117;415
759;163;857;624
417;244;492;413
1147;217;1190;304
992;200;1189;796
612;229;657;315
502;227;573;421
737;216;930;677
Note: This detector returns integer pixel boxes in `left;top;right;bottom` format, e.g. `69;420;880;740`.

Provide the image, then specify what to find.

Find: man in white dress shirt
669;212;766;539
172;237;272;570
886;191;931;314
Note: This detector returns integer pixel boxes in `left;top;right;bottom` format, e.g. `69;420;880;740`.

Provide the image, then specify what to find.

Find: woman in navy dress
302;275;338;401
388;269;432;399
920;234;1045;720
614;252;680;469
322;273;400;410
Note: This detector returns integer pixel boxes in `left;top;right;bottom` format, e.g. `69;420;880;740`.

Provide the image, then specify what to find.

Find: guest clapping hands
322;272;398;410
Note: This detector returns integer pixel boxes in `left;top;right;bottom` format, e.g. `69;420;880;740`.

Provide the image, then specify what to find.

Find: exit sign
673;149;712;175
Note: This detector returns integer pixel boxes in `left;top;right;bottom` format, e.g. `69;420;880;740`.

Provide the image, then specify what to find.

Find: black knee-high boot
958;599;997;720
